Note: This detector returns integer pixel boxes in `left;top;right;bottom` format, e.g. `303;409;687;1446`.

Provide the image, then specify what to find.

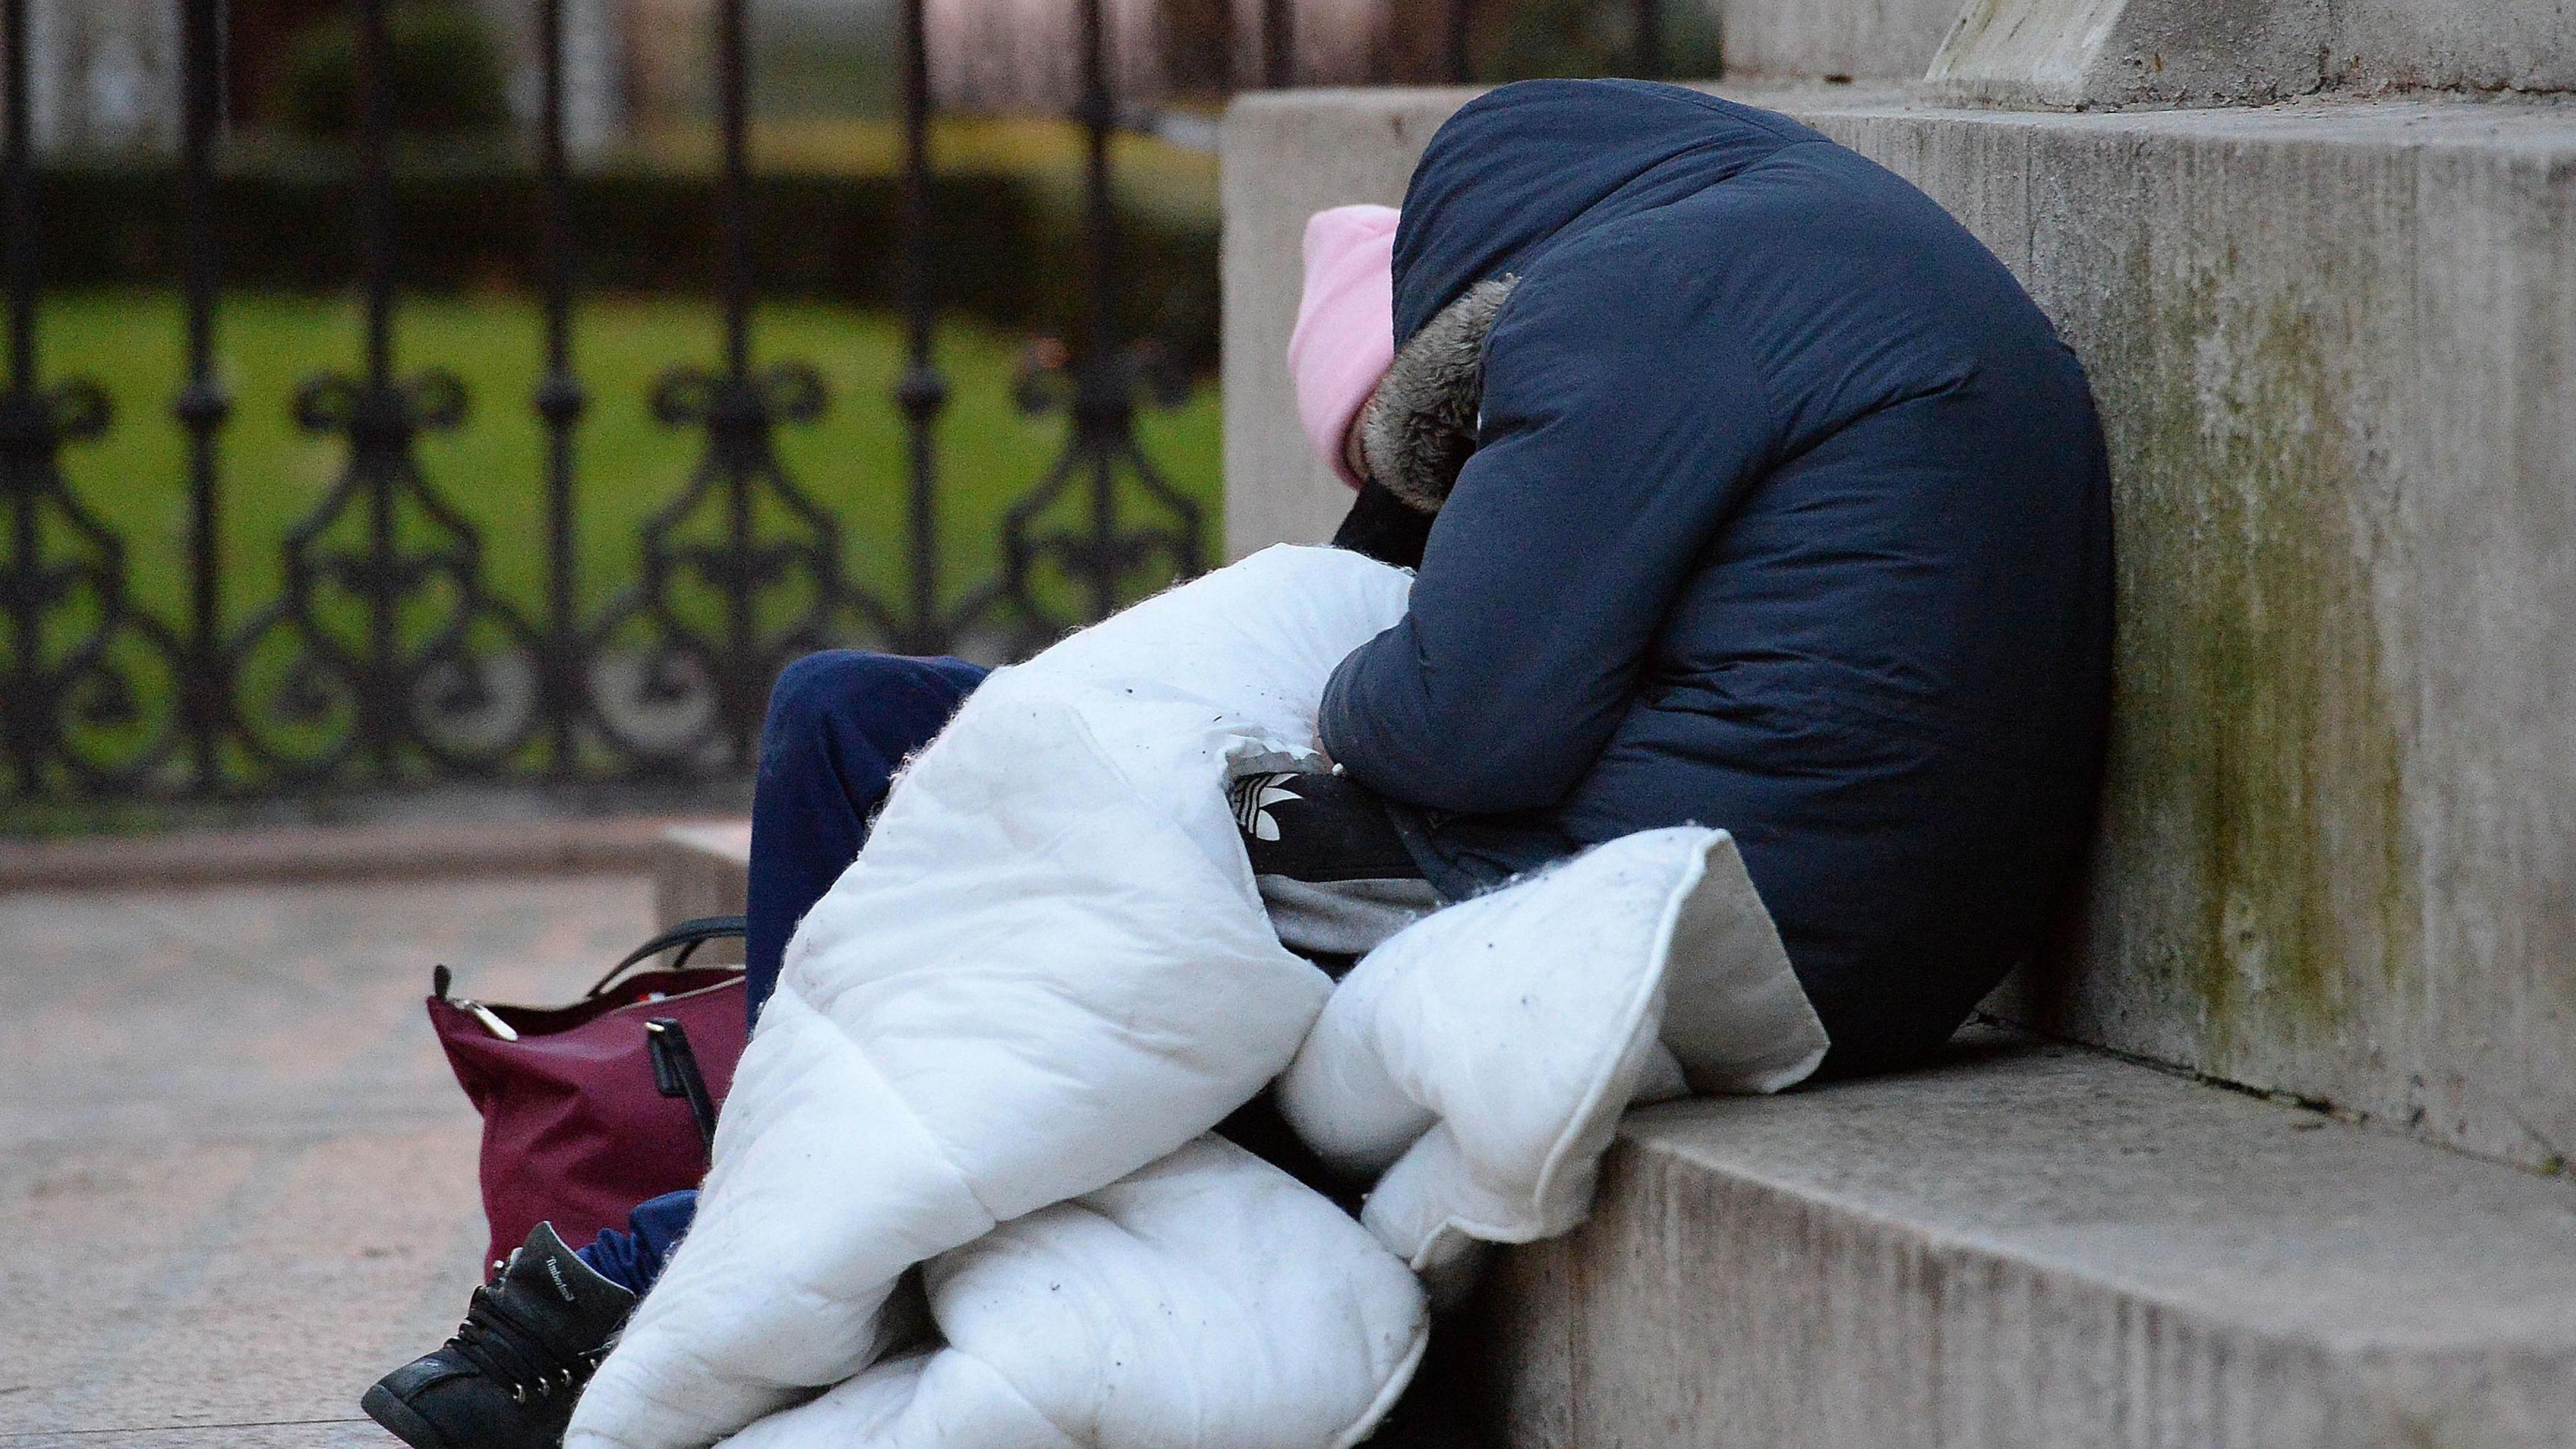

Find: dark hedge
35;164;1220;368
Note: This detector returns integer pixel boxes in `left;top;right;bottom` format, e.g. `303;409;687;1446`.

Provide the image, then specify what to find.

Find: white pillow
1276;827;1828;1303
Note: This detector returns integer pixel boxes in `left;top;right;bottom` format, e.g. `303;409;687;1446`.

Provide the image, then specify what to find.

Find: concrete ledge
1472;1031;2576;1449
651;820;750;964
1927;0;2576;107
0;815;706;894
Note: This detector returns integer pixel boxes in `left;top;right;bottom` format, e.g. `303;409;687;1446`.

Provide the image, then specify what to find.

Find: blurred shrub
33;164;1220;372
1470;0;1725;83
270;0;512;140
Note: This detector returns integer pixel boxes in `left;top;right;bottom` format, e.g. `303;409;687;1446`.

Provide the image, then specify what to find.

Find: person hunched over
1317;79;2111;1076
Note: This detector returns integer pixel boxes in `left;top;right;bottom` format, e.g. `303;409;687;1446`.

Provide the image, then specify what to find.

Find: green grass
38;288;1222;640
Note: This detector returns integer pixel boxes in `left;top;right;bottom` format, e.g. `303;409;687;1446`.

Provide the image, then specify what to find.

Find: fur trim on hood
1359;276;1517;514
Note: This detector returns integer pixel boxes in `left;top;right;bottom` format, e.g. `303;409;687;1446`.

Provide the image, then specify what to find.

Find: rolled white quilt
570;547;1419;1449
718;1136;1425;1449
567;543;1827;1449
1278;826;1829;1303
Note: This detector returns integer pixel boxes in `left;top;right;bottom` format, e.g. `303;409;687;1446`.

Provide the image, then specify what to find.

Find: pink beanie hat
1286;204;1399;488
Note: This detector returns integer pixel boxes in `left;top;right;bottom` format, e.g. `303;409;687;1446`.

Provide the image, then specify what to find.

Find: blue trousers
576;652;987;1293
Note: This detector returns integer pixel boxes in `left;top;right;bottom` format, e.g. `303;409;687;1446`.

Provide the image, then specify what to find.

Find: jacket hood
1390;79;1824;346
1359;276;1517;513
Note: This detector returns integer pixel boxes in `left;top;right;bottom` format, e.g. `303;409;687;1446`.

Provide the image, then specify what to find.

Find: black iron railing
1;0;1662;806
0;0;1228;801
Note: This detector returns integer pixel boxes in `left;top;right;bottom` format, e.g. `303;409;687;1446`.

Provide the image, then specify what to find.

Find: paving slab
0;874;653;1440
0;1424;391;1449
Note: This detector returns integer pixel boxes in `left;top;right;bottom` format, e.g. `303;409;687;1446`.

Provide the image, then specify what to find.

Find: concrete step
1467;1030;2576;1449
1220;87;2576;1172
651;820;751;964
642;833;2576;1444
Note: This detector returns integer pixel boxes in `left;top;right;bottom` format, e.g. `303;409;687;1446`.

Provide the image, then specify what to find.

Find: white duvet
568;547;1827;1449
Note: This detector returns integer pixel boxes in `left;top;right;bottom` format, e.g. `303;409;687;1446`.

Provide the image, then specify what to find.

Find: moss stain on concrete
2093;261;2420;1077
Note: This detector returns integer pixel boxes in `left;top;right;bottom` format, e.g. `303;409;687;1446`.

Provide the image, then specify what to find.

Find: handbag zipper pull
453;996;520;1042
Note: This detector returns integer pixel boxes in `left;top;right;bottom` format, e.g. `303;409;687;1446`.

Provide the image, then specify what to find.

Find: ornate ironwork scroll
1;0;185;796
223;0;543;784
586;0;894;769
0;378;190;794
586;362;890;768
951;0;1205;655
227;370;545;780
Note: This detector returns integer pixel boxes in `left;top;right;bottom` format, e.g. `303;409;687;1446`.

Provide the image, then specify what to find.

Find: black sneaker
361;1222;638;1449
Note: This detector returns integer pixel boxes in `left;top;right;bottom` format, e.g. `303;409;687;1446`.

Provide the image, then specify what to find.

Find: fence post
355;0;405;777
1075;0;1122;624
612;0;873;769
537;0;588;774
955;0;1203;648
1;0;40;794
716;0;757;757
1264;0;1293;87
241;0;533;785
176;0;231;790
1;0;174;796
894;0;949;652
1633;0;1664;76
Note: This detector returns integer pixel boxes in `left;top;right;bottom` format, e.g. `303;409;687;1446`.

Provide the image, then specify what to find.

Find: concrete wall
1929;0;2332;109
1879;99;2576;1172
2334;0;2576;95
1220;88;2576;1170
1219;89;1483;559
1716;0;1964;83
1928;0;2576;108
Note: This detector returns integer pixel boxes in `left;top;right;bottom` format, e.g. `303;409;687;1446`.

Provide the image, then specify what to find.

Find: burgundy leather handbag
428;916;749;1270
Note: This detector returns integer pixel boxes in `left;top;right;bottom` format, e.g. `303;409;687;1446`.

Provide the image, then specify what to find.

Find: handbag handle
584;914;749;999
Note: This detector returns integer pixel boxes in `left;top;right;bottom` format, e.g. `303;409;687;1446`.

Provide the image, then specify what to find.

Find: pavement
0;873;657;1449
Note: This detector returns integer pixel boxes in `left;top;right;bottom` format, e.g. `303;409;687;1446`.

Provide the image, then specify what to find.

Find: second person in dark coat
1322;79;2114;1075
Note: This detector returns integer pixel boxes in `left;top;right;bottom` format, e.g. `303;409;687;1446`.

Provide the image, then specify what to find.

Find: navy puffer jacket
1319;80;2113;1075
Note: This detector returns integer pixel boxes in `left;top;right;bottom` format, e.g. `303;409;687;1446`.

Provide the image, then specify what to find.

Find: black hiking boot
361;1222;637;1449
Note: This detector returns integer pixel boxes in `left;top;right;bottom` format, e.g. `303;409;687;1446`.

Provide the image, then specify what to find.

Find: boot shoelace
445;1274;608;1406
